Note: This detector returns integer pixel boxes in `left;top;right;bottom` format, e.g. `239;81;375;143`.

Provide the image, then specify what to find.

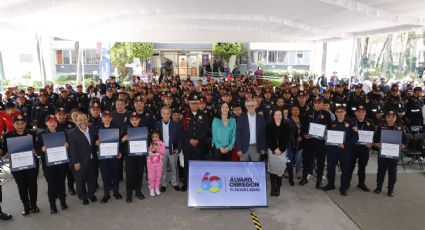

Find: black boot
0;207;12;220
22;203;30;216
289;174;295;186
299;174;308;185
316;175;322;189
270;174;276;196
60;199;68;210
49;201;58;215
275;177;282;197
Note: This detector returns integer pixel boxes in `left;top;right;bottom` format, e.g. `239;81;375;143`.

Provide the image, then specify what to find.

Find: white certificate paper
129;140;147;154
308;123;326;138
11;151;34;169
326;130;345;145
46;146;68;163
381;143;400;158
358;130;374;144
100;142;118;157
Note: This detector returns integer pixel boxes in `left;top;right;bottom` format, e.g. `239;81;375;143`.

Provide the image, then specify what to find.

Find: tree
212;42;243;66
127;42;154;60
111;42;131;79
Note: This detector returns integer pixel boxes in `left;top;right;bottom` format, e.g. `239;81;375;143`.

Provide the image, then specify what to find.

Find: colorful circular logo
197;172;223;193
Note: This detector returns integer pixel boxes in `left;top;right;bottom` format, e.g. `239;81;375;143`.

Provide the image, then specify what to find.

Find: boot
316;175;323;189
60;199;68;210
299;174;308;185
49;201;58;215
0;207;12;220
22;203;30;216
289;174;295;186
275;177;282;197
270;175;276;196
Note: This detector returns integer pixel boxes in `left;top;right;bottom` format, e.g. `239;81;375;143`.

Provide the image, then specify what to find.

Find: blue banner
188;161;268;208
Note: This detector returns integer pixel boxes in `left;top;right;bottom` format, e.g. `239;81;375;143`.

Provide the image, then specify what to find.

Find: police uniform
321;106;359;196
181;94;210;191
350;106;375;192
373;111;407;197
55;92;77;113
74;90;90;114
405;89;424;127
300;99;332;188
2;115;39;215
31;92;55;129
37;115;68;214
100;91;117;112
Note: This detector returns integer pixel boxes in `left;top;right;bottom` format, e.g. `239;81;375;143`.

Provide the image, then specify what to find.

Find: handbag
267;149;288;176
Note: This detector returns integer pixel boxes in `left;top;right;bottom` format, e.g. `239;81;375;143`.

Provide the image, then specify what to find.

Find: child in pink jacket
147;130;166;196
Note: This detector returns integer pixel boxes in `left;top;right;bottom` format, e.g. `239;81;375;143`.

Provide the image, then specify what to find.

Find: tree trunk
362;37;369;57
321;42;327;74
397;32;409;77
382;34;393;78
375;38;388;69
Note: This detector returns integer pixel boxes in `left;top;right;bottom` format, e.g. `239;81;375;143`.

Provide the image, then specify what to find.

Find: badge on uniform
320;115;324;119
198;115;202;120
345;123;349;128
397;126;401;131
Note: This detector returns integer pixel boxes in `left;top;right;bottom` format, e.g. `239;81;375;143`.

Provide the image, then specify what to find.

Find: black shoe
299;179;308;186
357;184;370;192
31;206;40;214
21;209;30;216
373;188;382;194
340;189;347;196
0;211;12;220
180;186;187;192
173;186;181;191
114;193;122;200
160;186;166;193
126;197;132;203
387;191;395;197
89;196;98;202
69;188;76;196
270;187;276;196
60;200;68;210
100;195;110;204
275;187;280;197
82;199;89;205
289;176;295;186
50;203;58;215
135;192;145;200
321;184;335;191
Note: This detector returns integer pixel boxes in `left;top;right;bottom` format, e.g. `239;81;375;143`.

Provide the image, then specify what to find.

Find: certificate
129;140;148;156
380;143;400;159
326;130;345;145
10;151;35;171
357;130;374;144
99;142;118;158
46;146;68;165
308;123;326;138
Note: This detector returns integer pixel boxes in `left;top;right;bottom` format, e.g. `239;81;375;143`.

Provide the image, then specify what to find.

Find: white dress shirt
248;113;256;145
162;120;170;148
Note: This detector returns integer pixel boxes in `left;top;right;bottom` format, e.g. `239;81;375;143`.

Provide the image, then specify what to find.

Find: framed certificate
7;135;36;172
380;130;402;159
127;127;148;156
380;143;400;159
42;132;69;166
308;123;326;138
326;130;345;145
357;130;374;144
98;128;119;159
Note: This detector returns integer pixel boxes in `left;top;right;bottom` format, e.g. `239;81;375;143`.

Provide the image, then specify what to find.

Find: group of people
0;73;420;220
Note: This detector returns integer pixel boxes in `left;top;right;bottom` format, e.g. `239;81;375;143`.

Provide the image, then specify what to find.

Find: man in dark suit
236;99;267;161
68;112;99;205
155;107;182;192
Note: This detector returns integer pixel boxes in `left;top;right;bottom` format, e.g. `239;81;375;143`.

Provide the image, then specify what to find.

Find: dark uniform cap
356;105;366;111
55;107;66;114
39;91;47;97
130;112;140;119
297;91;306;97
102;110;112;117
5;101;15;109
414;87;422;92
355;84;363;89
188;94;200;103
386;110;396;116
335;104;346;111
91;102;100;109
134;96;144;103
45;114;57;122
13;114;27;122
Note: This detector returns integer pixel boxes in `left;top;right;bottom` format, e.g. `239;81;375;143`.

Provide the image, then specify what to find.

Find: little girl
147;130;166;196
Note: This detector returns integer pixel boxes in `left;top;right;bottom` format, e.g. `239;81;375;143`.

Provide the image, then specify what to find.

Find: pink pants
147;162;163;190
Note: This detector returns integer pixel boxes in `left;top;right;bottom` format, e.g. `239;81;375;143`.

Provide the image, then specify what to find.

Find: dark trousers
99;158;120;195
183;143;204;187
66;166;75;190
214;148;232;161
350;145;370;185
326;147;351;189
43;164;67;202
302;139;326;179
125;156;146;197
12;168;38;210
72;160;97;200
376;157;398;192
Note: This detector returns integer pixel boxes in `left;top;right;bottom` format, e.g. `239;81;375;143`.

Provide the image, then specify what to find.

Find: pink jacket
147;140;166;164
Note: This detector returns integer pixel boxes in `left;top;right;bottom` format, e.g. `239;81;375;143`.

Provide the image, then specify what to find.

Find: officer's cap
188;94;200;103
129;112;140;120
356;105;366;111
386;110;396;116
5;101;15;109
45;114;57;123
13;114;27;123
101;110;112;117
355;84;363;89
55;107;66;114
335;104;346;111
134;96;144;103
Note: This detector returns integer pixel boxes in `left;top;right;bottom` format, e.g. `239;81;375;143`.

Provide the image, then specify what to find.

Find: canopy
0;0;424;42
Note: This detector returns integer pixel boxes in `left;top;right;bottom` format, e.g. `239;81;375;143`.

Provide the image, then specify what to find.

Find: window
71;50;77;64
296;51;304;59
63;50;71;64
277;51;286;63
84;50;100;64
268;51;277;63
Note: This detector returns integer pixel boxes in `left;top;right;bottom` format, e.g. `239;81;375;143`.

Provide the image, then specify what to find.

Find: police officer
74;84;90;114
37;115;69;214
101;88;117;112
347;84;366;117
365;84;384;120
383;84;404;113
350;106;375;192
300;98;332;188
321;105;358;196
131;96;155;131
180;94;210;191
31;91;55;129
56;90;77;113
2;115;40;215
373;110;407;197
88;102;102;132
98;111;123;203
405;87;424;128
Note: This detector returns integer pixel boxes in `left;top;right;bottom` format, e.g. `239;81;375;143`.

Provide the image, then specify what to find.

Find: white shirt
248;113;256;145
362;80;372;94
79;127;91;146
162;120;170;148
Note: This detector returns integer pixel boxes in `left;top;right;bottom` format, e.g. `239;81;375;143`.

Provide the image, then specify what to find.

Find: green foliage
212;43;243;60
127;42;154;59
111;42;131;78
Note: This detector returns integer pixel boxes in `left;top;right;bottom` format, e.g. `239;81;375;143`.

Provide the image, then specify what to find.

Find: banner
202;54;209;66
188;161;268;208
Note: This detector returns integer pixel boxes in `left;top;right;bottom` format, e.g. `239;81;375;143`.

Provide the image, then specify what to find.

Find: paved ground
1;154;424;230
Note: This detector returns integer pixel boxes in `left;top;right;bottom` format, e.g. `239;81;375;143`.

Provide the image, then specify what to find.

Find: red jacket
0;111;21;135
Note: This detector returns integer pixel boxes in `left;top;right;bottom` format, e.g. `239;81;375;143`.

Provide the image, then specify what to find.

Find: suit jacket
155;120;182;153
68;126;98;168
236;113;266;153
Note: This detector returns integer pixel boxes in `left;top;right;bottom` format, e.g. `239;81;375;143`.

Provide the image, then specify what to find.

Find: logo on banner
197;172;223;193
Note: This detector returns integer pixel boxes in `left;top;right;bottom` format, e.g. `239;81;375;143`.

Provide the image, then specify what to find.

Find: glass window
268;51;277;63
84;50;100;64
63;50;71;64
277;51;286;63
71;50;77;64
